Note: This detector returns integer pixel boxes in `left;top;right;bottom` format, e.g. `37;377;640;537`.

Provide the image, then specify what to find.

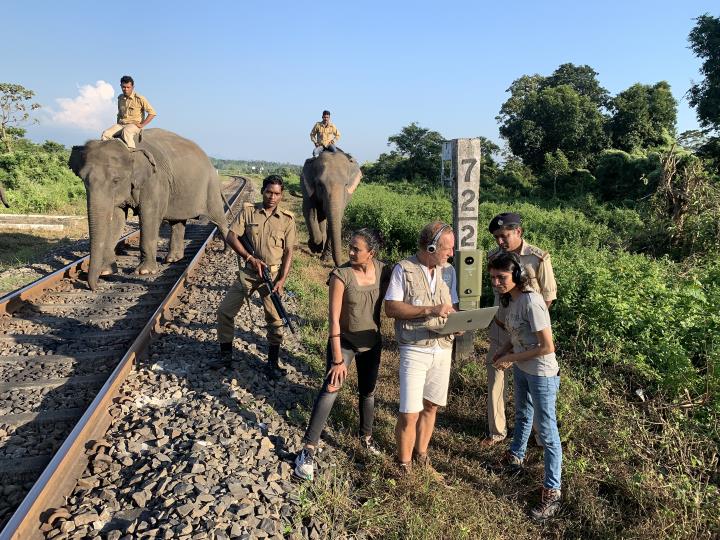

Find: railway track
0;177;253;539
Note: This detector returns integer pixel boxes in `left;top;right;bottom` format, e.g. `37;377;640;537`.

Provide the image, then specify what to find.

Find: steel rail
0;229;140;316
0;177;250;540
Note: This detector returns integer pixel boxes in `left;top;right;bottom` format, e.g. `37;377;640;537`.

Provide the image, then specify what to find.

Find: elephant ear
68;146;86;176
130;148;157;189
301;159;315;198
345;159;362;194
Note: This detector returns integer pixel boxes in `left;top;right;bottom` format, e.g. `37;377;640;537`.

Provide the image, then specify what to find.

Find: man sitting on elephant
310;110;340;157
214;175;297;377
101;75;156;150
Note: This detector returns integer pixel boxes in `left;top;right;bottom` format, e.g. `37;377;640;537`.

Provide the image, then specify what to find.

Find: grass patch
280;180;718;538
0;221;89;295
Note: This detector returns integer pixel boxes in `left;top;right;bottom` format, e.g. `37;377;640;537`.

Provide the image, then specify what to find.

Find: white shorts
398;346;453;413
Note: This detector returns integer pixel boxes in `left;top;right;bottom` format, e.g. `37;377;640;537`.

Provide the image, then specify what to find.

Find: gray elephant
69;128;229;290
0;184;9;208
301;151;362;267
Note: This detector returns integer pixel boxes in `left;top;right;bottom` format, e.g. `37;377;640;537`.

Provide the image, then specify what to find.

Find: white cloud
49;81;116;131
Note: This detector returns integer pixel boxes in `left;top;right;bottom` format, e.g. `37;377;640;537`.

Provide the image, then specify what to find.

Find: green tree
386;122;445;181
476;135;501;180
498;82;608;173
0;83;41;153
541;63;610;108
688;14;720;132
609;82;677;151
543;149;571;198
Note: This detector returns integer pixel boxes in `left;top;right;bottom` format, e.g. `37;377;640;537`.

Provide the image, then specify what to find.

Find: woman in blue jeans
488;252;562;521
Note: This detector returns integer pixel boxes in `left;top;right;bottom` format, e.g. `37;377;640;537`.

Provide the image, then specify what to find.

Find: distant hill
210;158;302;177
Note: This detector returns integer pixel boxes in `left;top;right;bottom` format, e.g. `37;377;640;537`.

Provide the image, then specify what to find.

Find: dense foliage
0;138;85;214
344;181;719;420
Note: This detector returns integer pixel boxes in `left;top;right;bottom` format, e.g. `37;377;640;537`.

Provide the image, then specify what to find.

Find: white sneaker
360;436;381;456
294;448;315;481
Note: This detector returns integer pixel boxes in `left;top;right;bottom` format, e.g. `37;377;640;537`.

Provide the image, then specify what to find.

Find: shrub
594;149;662;202
345;182;718;415
0;141;86;214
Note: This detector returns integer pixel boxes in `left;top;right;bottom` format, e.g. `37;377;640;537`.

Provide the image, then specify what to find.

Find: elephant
69;128;229;290
301;151;362;267
0;184;9;208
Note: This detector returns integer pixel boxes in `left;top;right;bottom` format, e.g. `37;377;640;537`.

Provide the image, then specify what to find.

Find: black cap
488;212;522;233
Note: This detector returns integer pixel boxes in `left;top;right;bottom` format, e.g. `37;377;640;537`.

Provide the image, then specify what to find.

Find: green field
285;177;719;539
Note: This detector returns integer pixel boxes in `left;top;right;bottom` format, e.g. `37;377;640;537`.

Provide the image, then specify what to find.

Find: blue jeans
313;143;337;157
510;365;562;490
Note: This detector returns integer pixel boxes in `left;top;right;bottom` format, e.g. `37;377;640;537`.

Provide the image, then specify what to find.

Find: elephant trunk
302;197;324;252
86;186;113;290
326;186;346;267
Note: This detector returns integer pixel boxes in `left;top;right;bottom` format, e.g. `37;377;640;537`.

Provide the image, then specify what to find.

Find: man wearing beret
482;212;557;447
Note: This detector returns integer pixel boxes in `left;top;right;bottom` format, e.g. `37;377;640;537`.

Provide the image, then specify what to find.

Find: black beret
488;212;522;233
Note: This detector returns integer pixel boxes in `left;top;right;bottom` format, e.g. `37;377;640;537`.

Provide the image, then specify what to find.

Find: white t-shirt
385;263;459;304
385;260;459;353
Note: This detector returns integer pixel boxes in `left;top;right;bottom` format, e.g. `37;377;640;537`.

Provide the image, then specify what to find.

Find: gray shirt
505;291;559;376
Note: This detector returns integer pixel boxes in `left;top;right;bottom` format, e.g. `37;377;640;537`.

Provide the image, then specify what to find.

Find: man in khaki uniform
482;212;557;446
214;175;296;377
101;75;156;149
310;110;340;157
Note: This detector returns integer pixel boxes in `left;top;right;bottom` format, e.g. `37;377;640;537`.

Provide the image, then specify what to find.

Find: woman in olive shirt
295;229;390;482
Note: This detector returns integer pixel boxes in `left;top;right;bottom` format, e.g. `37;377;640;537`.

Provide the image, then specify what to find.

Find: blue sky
5;1;717;164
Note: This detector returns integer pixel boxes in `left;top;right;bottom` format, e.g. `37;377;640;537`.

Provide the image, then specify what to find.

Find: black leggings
302;340;382;445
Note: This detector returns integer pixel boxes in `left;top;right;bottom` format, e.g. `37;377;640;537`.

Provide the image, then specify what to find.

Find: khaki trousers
217;267;284;346
101;123;141;149
486;320;511;440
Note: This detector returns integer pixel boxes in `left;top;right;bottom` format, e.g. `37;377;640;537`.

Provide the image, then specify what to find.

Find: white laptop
430;306;499;335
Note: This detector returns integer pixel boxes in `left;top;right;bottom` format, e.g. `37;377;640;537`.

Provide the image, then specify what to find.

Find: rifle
238;234;296;334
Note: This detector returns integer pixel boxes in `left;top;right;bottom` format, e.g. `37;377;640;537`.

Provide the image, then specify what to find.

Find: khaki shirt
230;202;296;269
310;121;341;147
488;240;557;303
117;92;156;125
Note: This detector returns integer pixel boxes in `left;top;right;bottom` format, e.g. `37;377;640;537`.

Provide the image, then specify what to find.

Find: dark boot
265;345;286;379
208;342;233;369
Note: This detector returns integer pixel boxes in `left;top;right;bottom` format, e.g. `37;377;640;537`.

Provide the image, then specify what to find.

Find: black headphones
426;223;450;253
507;252;523;284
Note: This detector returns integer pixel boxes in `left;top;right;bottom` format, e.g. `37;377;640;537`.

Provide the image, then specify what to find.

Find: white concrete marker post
445;138;483;357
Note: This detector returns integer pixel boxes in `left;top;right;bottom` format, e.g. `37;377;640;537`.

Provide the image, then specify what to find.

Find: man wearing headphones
384;221;459;478
482;212;557;447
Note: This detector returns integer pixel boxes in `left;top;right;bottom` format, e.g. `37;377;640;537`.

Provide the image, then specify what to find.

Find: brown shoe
413;452;444;483
394;461;412;479
530;487;561;521
479;437;504;448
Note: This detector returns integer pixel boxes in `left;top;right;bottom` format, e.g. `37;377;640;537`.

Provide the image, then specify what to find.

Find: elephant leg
137;212;161;275
101;207;126;276
165;220;186;263
114;208;131;256
302;197;324;253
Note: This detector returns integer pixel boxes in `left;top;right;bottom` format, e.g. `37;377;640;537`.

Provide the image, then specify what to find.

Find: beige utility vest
394;256;454;349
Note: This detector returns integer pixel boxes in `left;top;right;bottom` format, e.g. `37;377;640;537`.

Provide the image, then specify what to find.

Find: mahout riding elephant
301;151;362;267
69;128;229;290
